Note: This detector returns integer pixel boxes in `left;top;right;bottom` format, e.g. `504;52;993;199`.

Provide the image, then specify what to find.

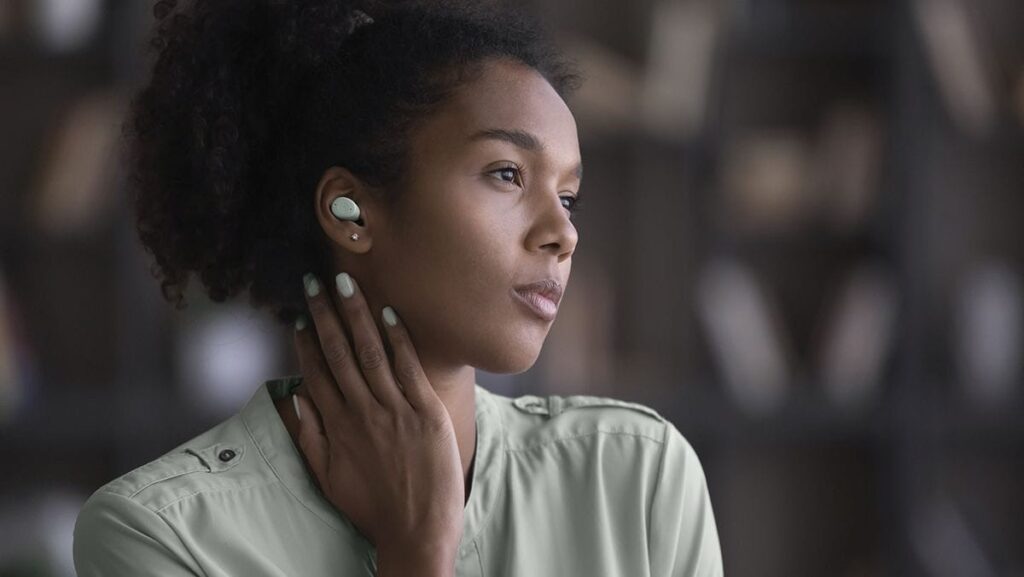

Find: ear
313;166;377;254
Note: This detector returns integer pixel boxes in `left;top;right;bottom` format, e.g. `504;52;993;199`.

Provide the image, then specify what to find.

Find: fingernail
303;273;320;297
294;314;307;331
336;272;355;298
292;394;302;421
382;306;398;327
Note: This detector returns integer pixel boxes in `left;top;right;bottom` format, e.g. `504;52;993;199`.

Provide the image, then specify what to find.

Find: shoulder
482;387;670;451
74;413;260;574
86;411;263;516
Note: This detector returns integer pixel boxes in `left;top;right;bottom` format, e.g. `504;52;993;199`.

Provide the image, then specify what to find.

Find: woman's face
351;57;581;375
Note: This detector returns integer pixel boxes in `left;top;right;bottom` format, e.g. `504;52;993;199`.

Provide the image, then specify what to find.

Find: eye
488;164;523;187
561;194;585;218
488;164;584;219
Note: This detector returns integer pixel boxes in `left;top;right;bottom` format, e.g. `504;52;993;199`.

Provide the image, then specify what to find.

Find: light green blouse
73;376;723;576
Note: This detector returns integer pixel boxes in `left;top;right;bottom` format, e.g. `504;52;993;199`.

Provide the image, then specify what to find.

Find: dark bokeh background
1;0;1022;576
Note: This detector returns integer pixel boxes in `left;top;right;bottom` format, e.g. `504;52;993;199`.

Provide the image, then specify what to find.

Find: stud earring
350;233;359;241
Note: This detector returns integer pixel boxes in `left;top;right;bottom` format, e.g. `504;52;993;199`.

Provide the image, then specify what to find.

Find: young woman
73;1;723;575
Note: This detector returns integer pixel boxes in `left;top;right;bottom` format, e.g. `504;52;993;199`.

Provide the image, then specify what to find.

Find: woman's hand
291;271;465;561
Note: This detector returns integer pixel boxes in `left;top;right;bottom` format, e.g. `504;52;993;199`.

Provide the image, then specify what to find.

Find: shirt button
218;449;237;462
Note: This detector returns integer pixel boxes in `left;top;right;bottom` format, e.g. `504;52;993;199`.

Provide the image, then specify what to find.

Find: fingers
293;313;348;424
379;306;443;416
301;273;376;413
292;393;329;494
333;272;410;412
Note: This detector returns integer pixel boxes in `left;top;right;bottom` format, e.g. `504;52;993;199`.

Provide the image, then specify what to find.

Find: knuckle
323;340;353;368
395;361;420;384
422;410;449;433
425;418;448;438
356;343;387;371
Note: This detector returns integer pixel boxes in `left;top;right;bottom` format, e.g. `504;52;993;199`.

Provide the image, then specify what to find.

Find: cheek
384;211;511;321
437;223;514;312
379;190;545;363
407;196;512;285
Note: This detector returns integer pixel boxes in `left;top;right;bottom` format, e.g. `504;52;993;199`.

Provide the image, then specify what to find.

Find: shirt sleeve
648;421;724;577
73;490;203;576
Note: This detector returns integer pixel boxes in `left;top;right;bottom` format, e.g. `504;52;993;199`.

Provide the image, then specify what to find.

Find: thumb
293;393;329;492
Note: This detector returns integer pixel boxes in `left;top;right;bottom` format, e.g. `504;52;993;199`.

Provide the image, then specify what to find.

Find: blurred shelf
625;381;1024;449
622;381;891;446
729;0;891;60
932;402;1024;448
0;384;226;455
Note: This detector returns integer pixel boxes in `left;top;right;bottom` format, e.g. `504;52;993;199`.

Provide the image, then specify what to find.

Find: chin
457;301;554;374
478;358;537;375
470;335;545;375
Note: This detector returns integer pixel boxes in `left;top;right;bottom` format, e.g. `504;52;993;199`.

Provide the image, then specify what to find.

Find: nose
526;190;578;261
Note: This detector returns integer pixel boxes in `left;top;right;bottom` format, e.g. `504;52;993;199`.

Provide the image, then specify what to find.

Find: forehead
412;58;580;163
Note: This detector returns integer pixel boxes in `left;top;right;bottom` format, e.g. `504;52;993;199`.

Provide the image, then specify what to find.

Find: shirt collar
240;375;506;559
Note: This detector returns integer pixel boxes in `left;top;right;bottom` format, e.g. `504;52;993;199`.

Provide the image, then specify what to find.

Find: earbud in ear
330;196;361;222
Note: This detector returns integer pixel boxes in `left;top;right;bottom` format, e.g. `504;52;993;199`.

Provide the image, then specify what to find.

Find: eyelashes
561;193;584;217
488;164;584;218
490;164;524;187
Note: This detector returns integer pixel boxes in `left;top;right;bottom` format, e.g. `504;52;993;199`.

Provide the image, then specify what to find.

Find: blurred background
2;0;1023;575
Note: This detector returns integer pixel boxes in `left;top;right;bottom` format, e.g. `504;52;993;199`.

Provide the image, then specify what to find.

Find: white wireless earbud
330;196;363;241
330;196;361;221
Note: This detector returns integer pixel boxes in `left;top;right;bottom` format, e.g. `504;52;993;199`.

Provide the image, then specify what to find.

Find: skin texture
274;55;581;524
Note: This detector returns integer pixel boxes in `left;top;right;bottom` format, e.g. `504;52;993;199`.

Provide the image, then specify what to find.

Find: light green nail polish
383;306;398;327
336;272;355;298
303;273;320;297
294;315;307;331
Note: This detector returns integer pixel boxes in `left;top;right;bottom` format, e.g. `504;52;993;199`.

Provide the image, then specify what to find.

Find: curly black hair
121;0;584;326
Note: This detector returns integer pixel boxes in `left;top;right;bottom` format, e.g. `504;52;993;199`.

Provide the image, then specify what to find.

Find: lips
513;278;563;305
512;278;562;322
512;288;559;321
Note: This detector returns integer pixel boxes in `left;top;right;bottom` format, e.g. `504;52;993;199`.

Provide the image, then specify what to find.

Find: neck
418;361;478;504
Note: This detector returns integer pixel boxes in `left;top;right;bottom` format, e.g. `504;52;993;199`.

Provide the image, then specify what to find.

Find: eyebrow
467;128;583;181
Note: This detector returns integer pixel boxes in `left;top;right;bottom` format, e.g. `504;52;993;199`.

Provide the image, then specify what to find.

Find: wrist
376;543;458;577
